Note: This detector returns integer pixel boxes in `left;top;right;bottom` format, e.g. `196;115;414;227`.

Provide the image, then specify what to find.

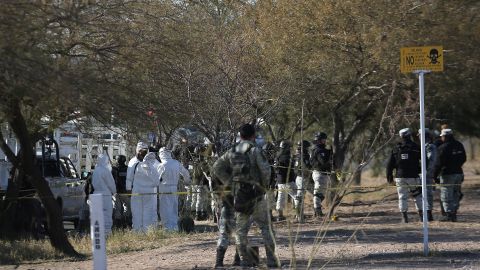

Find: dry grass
0;228;181;265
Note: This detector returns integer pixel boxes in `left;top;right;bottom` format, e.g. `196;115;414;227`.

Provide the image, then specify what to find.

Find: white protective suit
157;148;191;231
91;154;117;235
131;152;161;232
126;141;149;191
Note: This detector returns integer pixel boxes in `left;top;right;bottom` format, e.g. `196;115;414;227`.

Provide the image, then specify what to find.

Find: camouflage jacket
212;140;271;191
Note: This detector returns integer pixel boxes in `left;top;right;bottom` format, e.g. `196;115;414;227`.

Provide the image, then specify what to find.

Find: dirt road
2;178;480;269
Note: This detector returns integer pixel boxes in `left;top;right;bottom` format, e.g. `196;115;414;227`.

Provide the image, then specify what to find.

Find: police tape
268;164;349;177
4;183;475;201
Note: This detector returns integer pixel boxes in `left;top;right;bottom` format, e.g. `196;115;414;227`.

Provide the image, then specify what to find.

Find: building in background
54;121;128;174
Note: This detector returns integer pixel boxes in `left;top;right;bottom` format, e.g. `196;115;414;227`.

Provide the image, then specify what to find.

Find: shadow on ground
283;250;480;269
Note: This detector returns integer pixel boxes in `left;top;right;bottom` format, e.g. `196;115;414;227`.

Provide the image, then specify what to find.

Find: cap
314;132;327;140
440;128;453;136
136;141;149;152
399;128;411;137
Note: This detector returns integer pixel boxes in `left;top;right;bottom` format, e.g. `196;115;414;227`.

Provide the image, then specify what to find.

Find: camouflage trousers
217;195;235;249
419;175;434;211
235;198;278;265
191;184;210;213
276;182;298;211
395;178;422;212
312;171;329;209
440;174;463;213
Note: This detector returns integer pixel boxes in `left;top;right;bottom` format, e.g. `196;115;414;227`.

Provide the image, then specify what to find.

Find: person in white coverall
126;142;149;191
92;154;117;235
157;148;191;231
130;152;161;232
125;142;149;227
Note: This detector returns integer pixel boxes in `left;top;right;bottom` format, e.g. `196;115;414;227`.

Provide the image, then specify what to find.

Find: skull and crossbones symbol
427;49;441;64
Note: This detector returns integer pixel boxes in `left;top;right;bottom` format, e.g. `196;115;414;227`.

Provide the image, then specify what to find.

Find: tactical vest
311;145;332;171
393;142;420;177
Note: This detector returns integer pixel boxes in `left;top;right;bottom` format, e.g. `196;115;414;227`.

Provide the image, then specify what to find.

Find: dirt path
2;178;480;269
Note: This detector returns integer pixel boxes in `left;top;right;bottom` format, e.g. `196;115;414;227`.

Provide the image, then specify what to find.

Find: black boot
401;212;408;223
215;247;226;268
451;211;457;222
233;248;240;266
440;212;454;222
418;210;423;222
314;208;324;218
265;245;281;268
238;246;255;267
427;210;433;221
276;210;286;221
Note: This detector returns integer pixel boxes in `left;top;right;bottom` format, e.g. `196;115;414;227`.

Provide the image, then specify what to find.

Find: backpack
229;144;263;214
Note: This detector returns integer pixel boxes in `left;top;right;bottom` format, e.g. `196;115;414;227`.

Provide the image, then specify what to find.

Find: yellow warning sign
400;46;444;73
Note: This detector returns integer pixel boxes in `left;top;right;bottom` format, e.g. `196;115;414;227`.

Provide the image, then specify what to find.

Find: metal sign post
401;45;444;256
89;194;108;270
415;70;430;256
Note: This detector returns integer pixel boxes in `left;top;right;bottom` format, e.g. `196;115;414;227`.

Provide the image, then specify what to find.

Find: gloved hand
434;177;440;184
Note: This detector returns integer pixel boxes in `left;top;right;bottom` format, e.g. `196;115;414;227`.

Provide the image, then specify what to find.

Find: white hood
96;154;111;171
159;147;172;160
136;141;149;152
143;152;157;165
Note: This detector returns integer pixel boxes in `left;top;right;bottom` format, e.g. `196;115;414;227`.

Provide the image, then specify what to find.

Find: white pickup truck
0;139;86;228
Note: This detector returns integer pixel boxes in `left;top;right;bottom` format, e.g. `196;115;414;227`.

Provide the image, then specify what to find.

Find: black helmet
279;140;291;149
314;132;327;141
297;140;311;149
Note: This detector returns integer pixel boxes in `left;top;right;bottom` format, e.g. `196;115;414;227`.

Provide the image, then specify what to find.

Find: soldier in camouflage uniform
262;142;277;221
310;132;333;217
191;145;210;220
213;124;280;268
386;128;422;223
293;140;312;221
433;129;466;222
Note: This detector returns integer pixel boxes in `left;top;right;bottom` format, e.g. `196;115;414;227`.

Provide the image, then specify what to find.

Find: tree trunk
0;170;19;238
8;101;79;257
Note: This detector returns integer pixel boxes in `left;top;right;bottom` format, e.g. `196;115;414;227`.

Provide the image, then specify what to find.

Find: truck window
37;160;62;177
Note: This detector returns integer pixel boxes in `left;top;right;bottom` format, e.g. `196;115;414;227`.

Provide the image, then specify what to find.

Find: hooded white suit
126;141;149;191
158;148;191;231
131;152;161;232
92;154;117;235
